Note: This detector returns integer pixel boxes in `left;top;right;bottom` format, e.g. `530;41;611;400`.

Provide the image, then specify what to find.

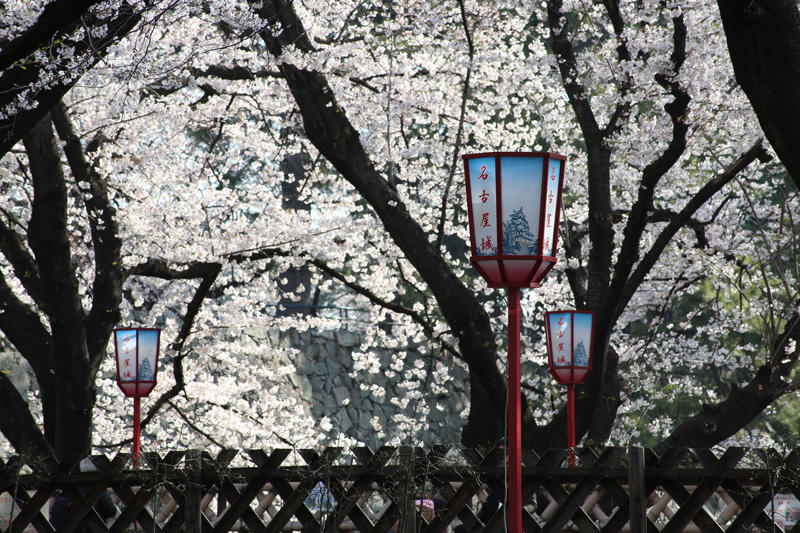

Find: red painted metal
507;287;522;533
544;310;595;468
567;384;576;468
463;151;569;530
133;396;141;466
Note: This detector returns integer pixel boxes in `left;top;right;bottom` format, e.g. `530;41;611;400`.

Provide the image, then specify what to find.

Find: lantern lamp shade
113;328;160;397
462;152;566;288
544;310;595;385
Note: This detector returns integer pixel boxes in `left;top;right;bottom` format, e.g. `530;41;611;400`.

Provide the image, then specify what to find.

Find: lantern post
544;310;596;467
113;328;161;466
462;152;566;532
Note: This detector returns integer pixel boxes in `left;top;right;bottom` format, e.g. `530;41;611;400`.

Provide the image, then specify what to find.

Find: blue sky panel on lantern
137;329;159;381
500;156;543;256
572;313;593;367
468;157;497;256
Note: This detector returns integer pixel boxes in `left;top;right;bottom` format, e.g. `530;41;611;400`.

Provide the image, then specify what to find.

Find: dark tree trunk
717;0;800;190
23;117;95;464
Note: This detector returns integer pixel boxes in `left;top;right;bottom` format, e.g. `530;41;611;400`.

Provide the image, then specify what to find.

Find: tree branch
0;371;55;460
617;140;770;320
0;214;45;309
135;259;222;428
0;0;106;72
23;115;93;461
51;101;123;368
253;0;510;446
0;1;142;158
656;307;800;451
607;11;689;318
717;0;800;189
435;0;474;251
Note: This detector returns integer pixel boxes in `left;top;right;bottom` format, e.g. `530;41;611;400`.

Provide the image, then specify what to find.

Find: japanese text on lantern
470;158;496;256
477;166;491;227
552;314;570;367
120;333;135;381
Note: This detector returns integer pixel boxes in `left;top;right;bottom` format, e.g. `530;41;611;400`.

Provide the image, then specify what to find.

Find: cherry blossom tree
0;0;798;462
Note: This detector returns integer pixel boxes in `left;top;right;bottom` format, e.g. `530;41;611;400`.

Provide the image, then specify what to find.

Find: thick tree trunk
717;0;800;190
23;117;95;464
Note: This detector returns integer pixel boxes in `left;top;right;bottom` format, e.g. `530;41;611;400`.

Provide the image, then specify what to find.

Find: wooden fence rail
1;446;799;533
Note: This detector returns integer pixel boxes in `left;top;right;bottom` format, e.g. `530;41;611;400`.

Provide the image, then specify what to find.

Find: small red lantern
462;152;566;288
113;328;161;464
544;310;595;466
544;310;595;384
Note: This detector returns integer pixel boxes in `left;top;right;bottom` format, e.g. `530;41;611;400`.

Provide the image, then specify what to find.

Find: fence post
396;447;416;533
628;446;647;533
185;449;202;532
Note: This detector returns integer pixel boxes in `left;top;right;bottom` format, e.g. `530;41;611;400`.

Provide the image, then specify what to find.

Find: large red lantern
462;151;567;533
113;328;161;464
462;152;566;288
544;310;595;466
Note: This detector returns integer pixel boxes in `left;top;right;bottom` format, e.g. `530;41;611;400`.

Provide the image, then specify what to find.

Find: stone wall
249;328;470;449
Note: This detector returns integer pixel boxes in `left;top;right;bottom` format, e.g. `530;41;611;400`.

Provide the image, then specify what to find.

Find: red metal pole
133;396;141;466
567;383;576;468
507;287;522;533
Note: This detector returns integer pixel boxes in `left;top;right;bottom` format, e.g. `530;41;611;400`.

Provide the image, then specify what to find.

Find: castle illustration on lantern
138;357;155;381
503;206;538;255
574;341;589;366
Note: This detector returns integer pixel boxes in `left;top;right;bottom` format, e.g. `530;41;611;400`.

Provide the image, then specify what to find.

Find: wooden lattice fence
1;446;799;532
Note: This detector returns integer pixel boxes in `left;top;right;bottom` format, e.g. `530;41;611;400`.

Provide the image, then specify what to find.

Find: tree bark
717;0;800;190
23;116;94;464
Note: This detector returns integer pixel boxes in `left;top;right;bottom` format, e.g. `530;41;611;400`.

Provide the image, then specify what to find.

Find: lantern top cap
114;327;161;331
545;309;596;315
462;151;566;161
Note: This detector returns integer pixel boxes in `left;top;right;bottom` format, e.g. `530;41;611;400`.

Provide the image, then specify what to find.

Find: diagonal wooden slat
7;482;57;533
204;448;269;532
53;453;129;533
211;448;291;533
694;447;777;532
658;448;746;533
539;448;624;533
5;481;56;533
2;446;800;533
322;446;396;533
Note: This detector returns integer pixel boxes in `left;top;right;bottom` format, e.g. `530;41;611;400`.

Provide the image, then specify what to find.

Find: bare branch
617;140;770;320
435;0;474;251
607;11;689;315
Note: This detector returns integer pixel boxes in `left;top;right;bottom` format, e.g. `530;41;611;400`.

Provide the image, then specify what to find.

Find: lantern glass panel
115;329;137;382
572;312;593;367
467;157;497;256
500;156;543;256
137;329;159;381
548;312;572;367
542;158;562;257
